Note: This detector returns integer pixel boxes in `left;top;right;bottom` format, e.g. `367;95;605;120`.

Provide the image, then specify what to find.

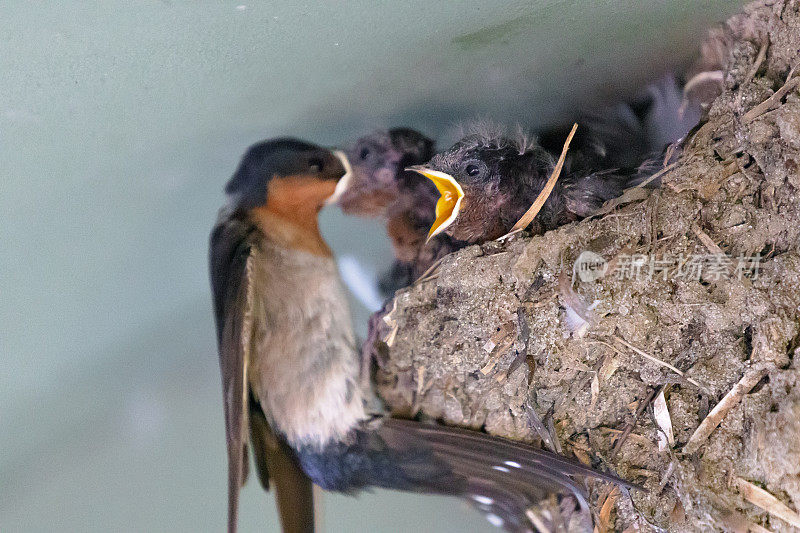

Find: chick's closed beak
406;166;464;241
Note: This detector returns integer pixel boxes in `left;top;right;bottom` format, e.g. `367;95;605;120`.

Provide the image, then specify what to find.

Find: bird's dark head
225;138;351;215
337;128;435;217
409;126;552;242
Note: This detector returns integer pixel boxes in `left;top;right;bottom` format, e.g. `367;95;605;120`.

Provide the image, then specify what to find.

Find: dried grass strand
683;365;769;454
742;68;799;123
734;476;800;528
507;123;578;235
613;336;707;391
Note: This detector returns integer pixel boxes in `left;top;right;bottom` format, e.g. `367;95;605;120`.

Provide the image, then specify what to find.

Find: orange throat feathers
251;175;338;256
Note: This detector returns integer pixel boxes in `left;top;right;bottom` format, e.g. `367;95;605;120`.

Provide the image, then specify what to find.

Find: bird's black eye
359;147;370;160
465;164;481;177
308;158;324;173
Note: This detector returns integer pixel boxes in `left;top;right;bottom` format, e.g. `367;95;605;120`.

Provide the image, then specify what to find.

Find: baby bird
338;127;435;218
408;125;642;243
339;128;464;292
413;76;694;244
210;138;633;533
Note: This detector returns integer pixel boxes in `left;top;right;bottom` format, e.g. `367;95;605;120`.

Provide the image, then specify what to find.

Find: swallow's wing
210;213;315;533
249;400;315;533
373;419;636;533
210;214;259;533
298;417;634;532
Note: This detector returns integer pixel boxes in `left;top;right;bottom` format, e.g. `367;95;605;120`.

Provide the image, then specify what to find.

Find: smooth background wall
1;1;743;531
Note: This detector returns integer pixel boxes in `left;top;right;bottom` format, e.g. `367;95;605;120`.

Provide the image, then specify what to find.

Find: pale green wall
1;1;743;531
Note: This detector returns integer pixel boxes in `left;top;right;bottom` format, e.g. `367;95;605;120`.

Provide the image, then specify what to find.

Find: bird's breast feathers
247;240;368;449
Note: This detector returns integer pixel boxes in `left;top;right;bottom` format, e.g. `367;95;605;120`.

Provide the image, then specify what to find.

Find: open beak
407;166;464;241
326;150;353;205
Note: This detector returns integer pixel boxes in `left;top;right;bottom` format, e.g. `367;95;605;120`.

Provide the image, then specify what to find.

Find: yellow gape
407;168;464;241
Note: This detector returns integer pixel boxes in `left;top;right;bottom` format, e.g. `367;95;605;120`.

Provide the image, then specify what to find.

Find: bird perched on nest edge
411;76;697;245
407;123;646;243
339;76;697;287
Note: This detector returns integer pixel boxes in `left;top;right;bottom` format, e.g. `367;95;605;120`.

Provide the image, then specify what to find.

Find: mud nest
365;1;800;531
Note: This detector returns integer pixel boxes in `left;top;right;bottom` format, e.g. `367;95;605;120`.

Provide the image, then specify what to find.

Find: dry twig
413;255;445;285
505;123;578;236
683;365;769;454
593;162;677;216
613;336;707;391
746;41;768;81
734;477;800;529
595;487;620;533
610;387;660;458
742;68;799;123
480;321;516;374
525;398;558;453
691;224;725;255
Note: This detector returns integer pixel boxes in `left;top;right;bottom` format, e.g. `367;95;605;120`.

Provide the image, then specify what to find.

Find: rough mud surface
367;2;800;531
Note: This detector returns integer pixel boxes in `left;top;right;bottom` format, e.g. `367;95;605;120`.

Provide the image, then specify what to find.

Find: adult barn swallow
339;128;464;292
210;138;631;533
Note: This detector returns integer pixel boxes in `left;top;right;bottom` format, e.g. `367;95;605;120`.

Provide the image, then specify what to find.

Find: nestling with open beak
412;77;695;245
339;128;465;292
410;118;668;245
210;138;635;533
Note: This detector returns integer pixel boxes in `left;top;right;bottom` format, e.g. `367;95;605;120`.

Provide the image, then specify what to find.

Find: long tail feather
375;419;634;532
296;418;636;532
